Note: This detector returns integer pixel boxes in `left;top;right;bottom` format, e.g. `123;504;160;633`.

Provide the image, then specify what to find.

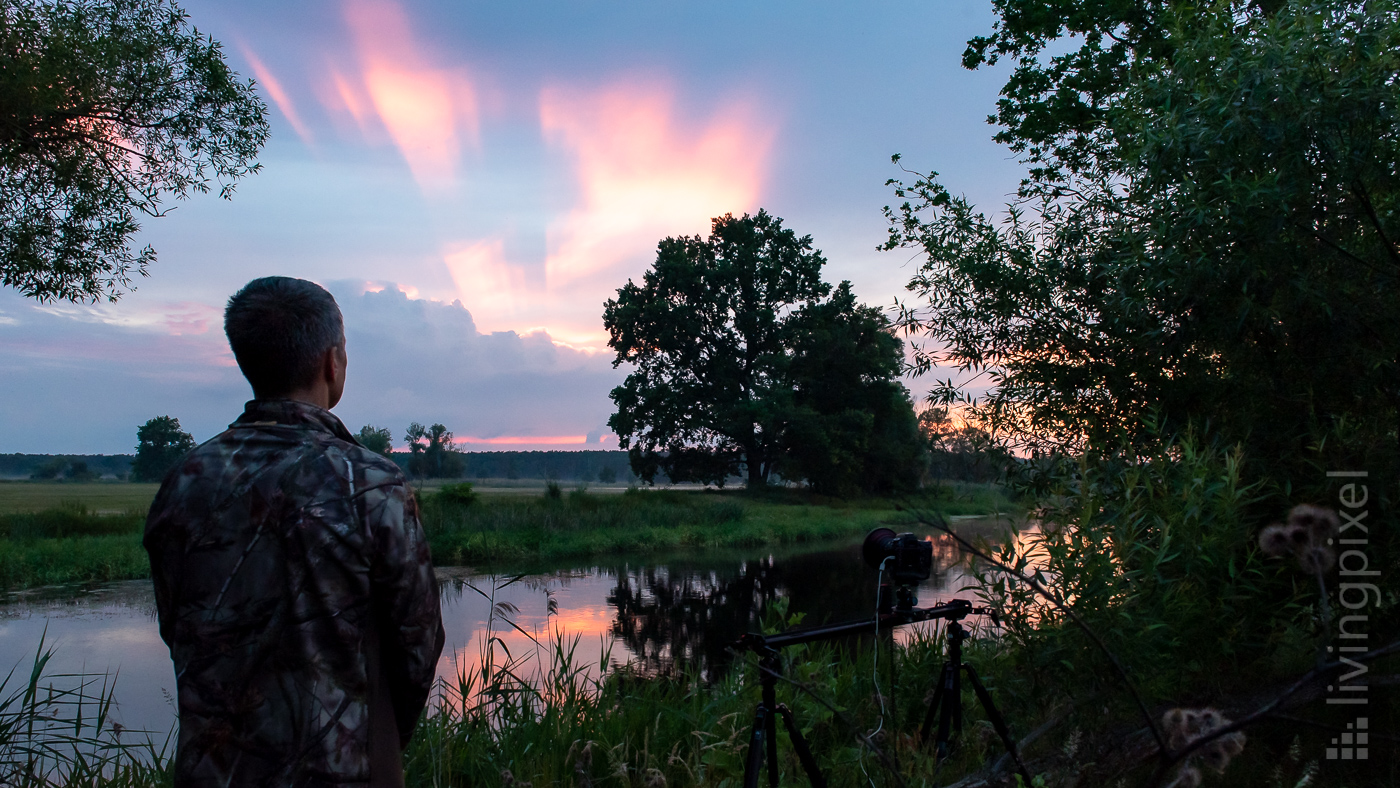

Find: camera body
863;528;934;611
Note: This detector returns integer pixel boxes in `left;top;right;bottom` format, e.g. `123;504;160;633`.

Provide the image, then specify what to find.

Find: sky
0;0;1027;454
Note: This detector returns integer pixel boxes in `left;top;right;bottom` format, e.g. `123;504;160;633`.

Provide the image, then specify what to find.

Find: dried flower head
1285;524;1310;551
1258;506;1340;575
1258;524;1292;557
1221;730;1246;756
1200;742;1230;772
1161;707;1244;774
574;742;594;788
1288;504;1339;541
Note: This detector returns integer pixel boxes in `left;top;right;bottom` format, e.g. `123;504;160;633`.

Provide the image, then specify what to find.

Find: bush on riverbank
938;436;1397;785
0;503;149;589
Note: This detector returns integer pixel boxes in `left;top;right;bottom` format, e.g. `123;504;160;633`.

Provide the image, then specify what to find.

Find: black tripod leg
935;663;957;758
763;679;780;788
919;661;950;743
776;704;827;788
743;704;767;788
962;664;1032;786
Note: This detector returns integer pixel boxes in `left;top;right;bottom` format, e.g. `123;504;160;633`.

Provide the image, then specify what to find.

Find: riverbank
0;483;1019;591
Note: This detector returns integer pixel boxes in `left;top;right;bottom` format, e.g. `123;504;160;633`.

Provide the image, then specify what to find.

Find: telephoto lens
862;527;934;586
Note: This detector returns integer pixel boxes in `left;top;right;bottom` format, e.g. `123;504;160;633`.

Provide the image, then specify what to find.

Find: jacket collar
232;399;360;445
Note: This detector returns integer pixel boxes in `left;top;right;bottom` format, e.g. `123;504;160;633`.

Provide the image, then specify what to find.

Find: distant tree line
0;454;133;480
353;422;641;483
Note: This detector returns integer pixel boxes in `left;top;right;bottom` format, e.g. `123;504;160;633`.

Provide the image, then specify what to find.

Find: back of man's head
225;277;344;398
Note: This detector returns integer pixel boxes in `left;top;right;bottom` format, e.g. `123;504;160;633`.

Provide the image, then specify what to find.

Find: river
0;518;1017;740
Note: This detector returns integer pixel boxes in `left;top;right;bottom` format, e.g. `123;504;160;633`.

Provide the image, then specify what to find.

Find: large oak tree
606;210;922;493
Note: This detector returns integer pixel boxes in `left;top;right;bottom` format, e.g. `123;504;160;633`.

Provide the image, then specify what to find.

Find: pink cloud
339;0;478;191
442;79;776;345
240;44;313;145
539;79;775;290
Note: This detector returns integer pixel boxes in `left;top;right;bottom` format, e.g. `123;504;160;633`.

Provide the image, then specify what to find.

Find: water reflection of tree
606;542;966;677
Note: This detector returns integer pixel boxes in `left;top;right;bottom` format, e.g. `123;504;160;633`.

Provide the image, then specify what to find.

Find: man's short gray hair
225;277;344;397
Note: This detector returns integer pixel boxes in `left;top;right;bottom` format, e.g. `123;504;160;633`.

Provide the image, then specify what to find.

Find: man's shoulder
331;441;410;491
166;425;407;492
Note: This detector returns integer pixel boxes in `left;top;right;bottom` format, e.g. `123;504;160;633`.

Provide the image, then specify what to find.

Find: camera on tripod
862;527;933;612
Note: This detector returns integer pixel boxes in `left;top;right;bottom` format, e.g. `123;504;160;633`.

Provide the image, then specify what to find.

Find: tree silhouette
132;415;195;481
1;0;268;302
404;422;464;478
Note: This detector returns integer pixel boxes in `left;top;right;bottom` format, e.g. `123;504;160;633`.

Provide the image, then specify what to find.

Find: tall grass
0;633;171;787
0;503;148;590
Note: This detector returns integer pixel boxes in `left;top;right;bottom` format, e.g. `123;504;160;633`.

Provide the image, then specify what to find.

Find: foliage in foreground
951;436;1397;785
885;0;1400;483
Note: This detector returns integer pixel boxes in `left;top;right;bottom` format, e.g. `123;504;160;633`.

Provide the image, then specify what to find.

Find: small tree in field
356;425;394;456
132;415;195;481
404;422;464;479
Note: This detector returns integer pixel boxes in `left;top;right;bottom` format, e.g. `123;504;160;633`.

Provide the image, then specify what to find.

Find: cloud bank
0;285;622;454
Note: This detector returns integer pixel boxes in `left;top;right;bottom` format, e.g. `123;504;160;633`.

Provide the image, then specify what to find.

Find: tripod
734;599;1030;788
743;651;827;788
919;616;1026;778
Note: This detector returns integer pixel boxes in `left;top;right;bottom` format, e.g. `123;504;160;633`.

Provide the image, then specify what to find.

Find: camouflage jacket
145;399;444;787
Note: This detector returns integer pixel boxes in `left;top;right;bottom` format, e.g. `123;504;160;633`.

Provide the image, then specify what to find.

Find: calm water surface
0;519;1016;739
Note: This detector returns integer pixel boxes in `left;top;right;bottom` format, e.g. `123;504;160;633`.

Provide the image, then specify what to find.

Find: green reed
0;632;172;788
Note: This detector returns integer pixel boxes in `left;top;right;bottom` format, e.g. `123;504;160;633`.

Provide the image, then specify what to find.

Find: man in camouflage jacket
145;278;444;787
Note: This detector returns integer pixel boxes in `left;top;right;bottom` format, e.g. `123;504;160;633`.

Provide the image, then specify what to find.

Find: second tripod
920;616;1026;778
734;599;1030;788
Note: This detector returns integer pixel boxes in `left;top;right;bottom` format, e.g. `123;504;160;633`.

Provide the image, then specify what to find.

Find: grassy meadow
0;482;160;515
0;479;1018;591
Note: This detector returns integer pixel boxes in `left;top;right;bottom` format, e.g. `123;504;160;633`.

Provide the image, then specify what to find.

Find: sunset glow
540;80;773;289
340;0;478;190
456;434;589;446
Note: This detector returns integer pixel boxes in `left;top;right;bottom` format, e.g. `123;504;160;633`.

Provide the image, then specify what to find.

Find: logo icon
1326;718;1368;760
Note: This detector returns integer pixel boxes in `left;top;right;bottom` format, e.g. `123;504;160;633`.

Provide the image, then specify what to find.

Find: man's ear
326;342;348;409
